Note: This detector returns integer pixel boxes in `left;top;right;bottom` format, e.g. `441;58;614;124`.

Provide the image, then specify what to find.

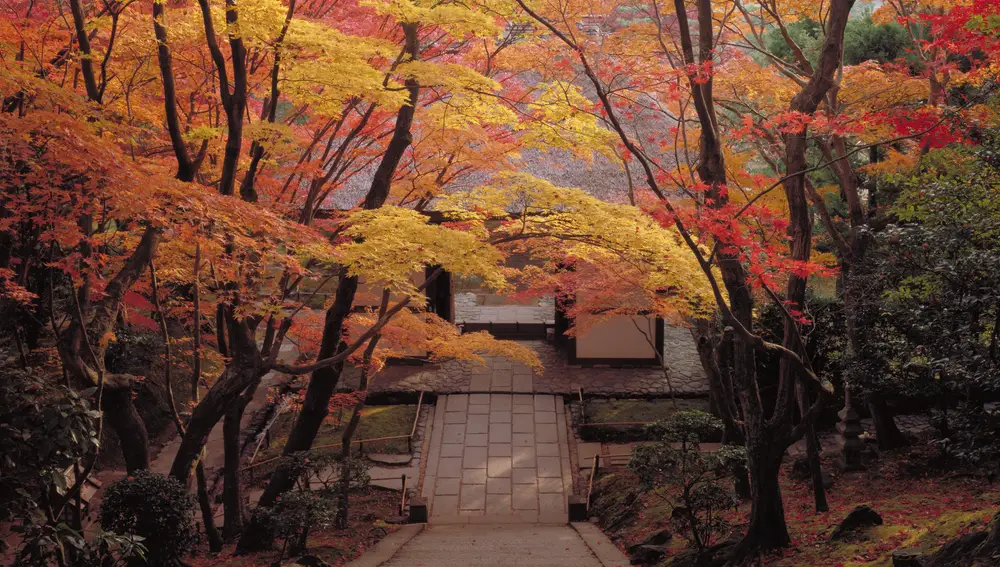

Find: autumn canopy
3;0;1000;565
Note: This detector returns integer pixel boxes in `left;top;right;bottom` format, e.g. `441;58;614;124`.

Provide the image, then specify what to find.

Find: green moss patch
256;404;418;463
586;451;1000;566
577;398;712;442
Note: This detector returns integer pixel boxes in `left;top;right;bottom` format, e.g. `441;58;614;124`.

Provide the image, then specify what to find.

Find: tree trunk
103;386;150;473
169;317;261;483
223;403;248;539
336;405;362;528
738;444;791;556
691;320;750;499
195;460;223;551
797;383;829;512
169;362;258;483
68;0;100;104
152;0;203;181
869;398;908;450
240;277;356;553
237;23;421;554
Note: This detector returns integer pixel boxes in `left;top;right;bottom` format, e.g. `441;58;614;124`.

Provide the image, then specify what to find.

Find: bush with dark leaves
100;471;195;566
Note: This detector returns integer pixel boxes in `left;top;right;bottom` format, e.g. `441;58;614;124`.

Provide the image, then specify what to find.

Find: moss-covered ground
590;447;1000;566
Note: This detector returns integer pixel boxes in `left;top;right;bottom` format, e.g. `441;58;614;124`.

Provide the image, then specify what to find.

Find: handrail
409;391;425;440
241;391;426;472
399;473;408;515
586;454;600;510
578;420;655;427
585;451;635;511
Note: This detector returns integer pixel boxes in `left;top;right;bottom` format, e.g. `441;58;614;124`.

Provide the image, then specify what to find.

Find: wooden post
399;473;407;515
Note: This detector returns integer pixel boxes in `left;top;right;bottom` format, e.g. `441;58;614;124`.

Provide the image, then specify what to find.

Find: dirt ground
592;446;1000;567
189;486;403;567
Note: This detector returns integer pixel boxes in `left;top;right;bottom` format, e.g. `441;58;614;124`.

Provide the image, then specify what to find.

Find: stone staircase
347;523;628;567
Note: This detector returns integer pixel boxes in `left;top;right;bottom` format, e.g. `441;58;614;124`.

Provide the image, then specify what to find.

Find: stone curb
344;523;425;567
571;522;630;567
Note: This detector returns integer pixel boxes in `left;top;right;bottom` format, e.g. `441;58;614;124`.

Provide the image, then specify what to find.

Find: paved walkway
421;394;573;523
349;336;708;396
454;293;555;324
378;524;606;566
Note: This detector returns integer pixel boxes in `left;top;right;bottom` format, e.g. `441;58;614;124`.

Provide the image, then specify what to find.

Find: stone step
430;513;568;525
379;524;605;566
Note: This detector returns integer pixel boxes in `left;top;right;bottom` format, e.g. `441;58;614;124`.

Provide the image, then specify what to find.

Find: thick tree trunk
691;320;750;498
195;0;247;196
169;317;261;483
220;97;246;197
169;362;259;483
218;0;247;197
103;386;150;473
772;0;855;512
237;23;422;554
223;403;248;539
741;446;791;553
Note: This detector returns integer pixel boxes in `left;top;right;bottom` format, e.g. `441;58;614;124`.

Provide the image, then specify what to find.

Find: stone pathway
378;524;607;566
351;337;708;396
454;293;555;324
357;403;431;491
421;394;573;523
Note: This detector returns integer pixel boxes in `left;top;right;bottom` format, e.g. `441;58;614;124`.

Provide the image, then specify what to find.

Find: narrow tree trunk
223;403;248;539
797;383;828;512
238;0;296;202
152;0;202;181
336;405;362;528
196;460;223;551
336;293;386;528
68;0;101;103
691;320;750;498
151;258;222;549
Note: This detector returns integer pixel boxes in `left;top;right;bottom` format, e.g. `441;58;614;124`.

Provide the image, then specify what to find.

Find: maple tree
4;0;1000;564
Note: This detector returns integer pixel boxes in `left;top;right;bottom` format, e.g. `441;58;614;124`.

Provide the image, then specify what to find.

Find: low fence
240;391;425;482
399;473;408;515
584;452;632;512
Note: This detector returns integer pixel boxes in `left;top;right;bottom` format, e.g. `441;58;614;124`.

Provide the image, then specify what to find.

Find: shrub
254;452;369;558
932;403;1000;466
628;410;745;550
100;471;195;566
15;523;146;567
1;371;100;523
